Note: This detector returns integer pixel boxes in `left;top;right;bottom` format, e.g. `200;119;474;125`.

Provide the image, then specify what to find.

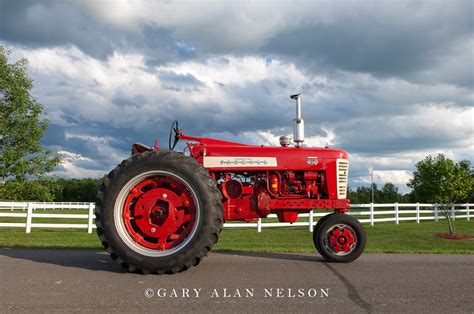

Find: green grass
0;220;472;254
216;221;474;254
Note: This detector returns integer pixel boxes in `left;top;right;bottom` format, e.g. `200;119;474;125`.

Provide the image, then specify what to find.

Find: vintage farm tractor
96;94;366;274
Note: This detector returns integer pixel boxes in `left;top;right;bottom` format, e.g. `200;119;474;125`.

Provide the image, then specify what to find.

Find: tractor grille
336;159;349;199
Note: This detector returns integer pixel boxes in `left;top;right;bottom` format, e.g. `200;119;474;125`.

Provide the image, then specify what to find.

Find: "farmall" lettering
220;158;267;166
203;156;278;168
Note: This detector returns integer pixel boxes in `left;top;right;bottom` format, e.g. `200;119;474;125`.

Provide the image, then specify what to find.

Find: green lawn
0;220;472;254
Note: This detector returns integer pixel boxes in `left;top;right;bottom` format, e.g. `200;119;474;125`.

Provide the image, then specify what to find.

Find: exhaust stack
290;93;304;147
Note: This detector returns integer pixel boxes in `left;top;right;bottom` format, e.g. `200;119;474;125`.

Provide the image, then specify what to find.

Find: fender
131;143;152;154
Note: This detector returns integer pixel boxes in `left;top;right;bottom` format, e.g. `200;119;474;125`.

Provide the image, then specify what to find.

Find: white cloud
55;160;105;179
239;128;337;148
57;150;91;162
14;45;327;131
78;0;296;50
55;150;103;178
75;0;471;64
3;38;472;183
389;104;473;141
77;0;145;31
64;132;119;145
158;56;320;87
357;170;413;186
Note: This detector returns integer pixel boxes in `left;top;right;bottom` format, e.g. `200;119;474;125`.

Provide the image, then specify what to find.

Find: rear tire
95;150;223;274
313;213;366;263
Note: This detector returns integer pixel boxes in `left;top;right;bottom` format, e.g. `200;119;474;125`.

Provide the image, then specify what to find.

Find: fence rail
0;201;471;233
0;201;92;211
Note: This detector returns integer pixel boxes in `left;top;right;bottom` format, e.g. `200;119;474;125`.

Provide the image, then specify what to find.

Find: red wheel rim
115;171;199;255
325;224;357;256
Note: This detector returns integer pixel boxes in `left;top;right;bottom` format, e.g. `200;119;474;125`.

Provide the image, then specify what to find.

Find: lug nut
151;228;156;233
162;193;167;199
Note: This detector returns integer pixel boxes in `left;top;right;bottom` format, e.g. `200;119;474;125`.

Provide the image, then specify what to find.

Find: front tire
313;213;366;263
95;150;223;274
313;212;336;254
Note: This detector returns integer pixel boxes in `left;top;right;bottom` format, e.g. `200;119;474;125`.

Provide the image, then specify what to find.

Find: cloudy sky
1;0;473;193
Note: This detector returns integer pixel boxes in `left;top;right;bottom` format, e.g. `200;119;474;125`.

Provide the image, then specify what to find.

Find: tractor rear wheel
313;213;366;263
95;150;223;274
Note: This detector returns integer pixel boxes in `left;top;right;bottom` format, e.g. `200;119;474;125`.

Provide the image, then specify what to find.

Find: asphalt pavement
1;248;473;313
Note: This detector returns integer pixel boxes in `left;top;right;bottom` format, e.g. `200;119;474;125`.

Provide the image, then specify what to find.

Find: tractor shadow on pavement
1;249;328;275
215;251;326;263
0;248;127;273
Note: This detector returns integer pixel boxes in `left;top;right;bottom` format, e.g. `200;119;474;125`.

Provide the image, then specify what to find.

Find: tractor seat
131;143;152;154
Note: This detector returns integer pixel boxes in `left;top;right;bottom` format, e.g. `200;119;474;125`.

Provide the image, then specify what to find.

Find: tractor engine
217;170;327;222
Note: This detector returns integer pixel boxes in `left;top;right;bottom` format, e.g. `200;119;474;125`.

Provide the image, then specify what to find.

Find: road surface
1;249;473;313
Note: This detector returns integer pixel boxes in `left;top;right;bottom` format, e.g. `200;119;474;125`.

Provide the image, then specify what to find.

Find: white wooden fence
227;203;472;232
0;202;95;233
0;201;471;233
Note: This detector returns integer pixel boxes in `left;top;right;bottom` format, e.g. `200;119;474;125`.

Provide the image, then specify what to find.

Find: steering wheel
168;120;180;150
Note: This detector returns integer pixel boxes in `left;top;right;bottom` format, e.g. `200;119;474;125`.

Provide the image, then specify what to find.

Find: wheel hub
120;175;197;252
337;236;347;244
326;224;357;255
132;188;183;238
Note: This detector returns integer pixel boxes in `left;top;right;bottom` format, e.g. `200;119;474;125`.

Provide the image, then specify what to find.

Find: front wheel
313;213;366;263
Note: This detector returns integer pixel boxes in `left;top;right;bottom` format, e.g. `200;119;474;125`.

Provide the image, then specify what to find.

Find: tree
407;154;473;235
348;185;373;204
348;183;403;204
379;183;401;203
0;46;60;201
55;178;103;202
0;178;59;201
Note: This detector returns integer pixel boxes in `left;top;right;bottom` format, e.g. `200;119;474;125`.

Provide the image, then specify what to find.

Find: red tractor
96;94;366;274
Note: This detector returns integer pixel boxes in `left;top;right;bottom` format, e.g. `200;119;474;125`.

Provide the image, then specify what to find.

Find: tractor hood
188;141;348;172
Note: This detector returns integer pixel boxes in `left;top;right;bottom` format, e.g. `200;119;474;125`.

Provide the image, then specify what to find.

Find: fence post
309;210;314;232
87;203;95;234
370;203;374;226
434;205;438;222
395;202;399;224
26;202;33;233
257;218;262;233
467;203;470;221
416;203;420;224
451;205;455;221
